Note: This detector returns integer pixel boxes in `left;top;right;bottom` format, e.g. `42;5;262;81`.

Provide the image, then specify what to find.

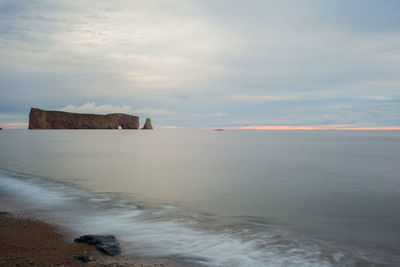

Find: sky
1;0;400;129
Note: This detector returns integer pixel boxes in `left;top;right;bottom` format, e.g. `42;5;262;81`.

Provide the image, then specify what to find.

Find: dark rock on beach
72;254;89;263
74;235;121;256
29;107;139;129
0;212;11;216
142;118;153;129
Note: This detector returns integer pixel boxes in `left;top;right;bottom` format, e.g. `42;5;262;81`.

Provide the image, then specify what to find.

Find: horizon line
1;123;400;131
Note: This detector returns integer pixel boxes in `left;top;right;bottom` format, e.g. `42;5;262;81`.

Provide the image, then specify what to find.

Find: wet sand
0;213;189;266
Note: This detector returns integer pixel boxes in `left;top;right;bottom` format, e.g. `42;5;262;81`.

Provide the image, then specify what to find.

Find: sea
0;129;399;266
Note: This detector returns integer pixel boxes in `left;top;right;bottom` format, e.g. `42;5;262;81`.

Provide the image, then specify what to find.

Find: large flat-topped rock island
29;108;140;129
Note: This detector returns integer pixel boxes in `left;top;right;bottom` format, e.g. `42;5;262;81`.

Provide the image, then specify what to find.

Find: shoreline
0;212;192;266
0;179;200;267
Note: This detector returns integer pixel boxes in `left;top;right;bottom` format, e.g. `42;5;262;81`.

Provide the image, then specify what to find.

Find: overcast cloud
1;0;399;128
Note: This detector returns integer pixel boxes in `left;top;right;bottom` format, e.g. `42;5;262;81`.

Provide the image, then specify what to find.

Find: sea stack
29;108;139;129
142;118;153;130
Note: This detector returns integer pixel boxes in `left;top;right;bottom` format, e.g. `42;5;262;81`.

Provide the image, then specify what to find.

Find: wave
0;168;397;266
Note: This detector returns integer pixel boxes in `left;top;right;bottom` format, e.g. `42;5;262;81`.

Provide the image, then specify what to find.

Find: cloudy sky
1;0;400;129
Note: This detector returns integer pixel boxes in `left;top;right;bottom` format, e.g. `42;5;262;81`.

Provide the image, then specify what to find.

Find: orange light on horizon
238;125;315;130
158;126;181;129
234;125;400;131
0;122;29;129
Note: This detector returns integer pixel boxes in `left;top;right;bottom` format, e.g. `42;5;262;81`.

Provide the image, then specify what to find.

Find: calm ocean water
0;129;399;266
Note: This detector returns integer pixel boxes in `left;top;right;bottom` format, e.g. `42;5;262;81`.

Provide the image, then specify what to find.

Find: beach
0;212;189;266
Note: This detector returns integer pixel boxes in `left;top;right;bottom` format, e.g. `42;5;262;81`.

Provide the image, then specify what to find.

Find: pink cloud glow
158;126;181;129
231;125;400;131
0;122;29;129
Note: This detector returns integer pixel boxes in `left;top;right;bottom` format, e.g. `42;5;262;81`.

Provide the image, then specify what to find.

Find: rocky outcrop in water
29;108;139;129
142;118;153;130
74;235;121;256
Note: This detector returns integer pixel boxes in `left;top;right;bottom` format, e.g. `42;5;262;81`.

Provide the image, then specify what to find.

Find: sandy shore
0;212;191;266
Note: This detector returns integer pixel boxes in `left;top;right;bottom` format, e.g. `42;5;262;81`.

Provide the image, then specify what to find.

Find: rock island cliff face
29;108;139;129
